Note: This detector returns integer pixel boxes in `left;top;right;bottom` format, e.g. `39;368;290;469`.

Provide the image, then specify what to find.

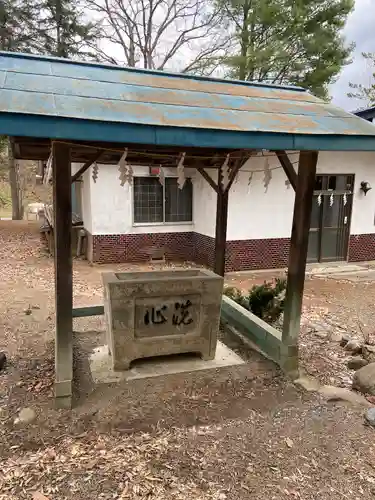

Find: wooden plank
196;167;218;192
282;151;318;373
73;305;105;318
53;141;73;409
71;151;101;182
275;150;297;191
221;296;282;363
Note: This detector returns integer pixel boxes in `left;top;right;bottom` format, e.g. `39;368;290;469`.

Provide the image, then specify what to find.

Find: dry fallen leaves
285;438;294;449
0;431;225;500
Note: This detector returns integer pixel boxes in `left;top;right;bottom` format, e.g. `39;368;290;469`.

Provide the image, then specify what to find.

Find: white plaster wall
226;151;375;240
81;164;195;235
193;169;217;237
316;151;375;235
76;151;375;239
227;154;295;240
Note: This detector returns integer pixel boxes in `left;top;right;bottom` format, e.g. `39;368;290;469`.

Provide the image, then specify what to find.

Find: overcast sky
330;0;375;111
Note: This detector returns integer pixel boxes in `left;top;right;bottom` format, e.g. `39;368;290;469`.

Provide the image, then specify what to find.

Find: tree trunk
8;138;23;220
239;2;251;80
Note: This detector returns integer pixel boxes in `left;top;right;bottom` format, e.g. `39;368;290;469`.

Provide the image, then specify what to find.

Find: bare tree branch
84;0;226;74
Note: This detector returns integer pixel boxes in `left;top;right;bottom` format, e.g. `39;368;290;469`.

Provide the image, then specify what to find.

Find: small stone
0;352;6;371
365;407;375;427
313;331;327;339
347;357;369;370
345;339;362;354
294;376;320;392
330;332;343;342
353;363;375;395
340;335;351;347
362;344;375;364
318;385;372;407
14;407;36;425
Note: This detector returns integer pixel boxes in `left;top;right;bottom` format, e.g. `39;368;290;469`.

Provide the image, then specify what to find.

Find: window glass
165;178;193;222
133;177;163;223
133;177;193;223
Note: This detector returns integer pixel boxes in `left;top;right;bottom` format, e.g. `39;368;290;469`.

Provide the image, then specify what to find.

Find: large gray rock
347;357;368;370
319;385;372;407
353;363;375;395
365;407;375;428
14;407;36;425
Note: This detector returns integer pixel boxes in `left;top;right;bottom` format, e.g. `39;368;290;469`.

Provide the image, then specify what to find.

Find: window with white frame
133;177;193;224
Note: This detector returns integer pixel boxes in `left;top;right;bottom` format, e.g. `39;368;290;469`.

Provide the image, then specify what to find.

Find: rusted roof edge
0;51;306;93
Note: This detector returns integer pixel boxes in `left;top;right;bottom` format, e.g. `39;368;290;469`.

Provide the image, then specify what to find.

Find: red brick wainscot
348;234;375;262
92;232;195;264
90;232;292;271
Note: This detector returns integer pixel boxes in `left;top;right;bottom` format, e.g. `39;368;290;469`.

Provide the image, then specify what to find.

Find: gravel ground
1;221;375;500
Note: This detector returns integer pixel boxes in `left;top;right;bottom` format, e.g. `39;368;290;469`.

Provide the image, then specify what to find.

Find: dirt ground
1;221;375;500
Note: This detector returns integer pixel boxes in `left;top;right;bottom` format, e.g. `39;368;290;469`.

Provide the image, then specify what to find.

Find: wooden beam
71;152;102;182
275;151;297;192
53;142;73;409
282;151;318;374
197;167;218;192
9;136;21;158
73;305;105;318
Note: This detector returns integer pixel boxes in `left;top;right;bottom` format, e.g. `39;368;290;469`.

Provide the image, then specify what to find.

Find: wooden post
53;142;73;408
197;162;242;277
214;187;229;276
281;150;318;375
213;162;242;277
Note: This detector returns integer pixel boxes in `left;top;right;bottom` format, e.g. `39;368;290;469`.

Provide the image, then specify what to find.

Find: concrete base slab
307;264;367;276
323;270;375;282
89;341;245;384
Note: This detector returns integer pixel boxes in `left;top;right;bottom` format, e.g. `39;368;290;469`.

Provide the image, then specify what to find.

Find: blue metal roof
2;51;375;152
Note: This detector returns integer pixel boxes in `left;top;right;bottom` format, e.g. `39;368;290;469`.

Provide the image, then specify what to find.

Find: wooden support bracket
224;161;242;193
275;150;297;192
71;151;102;183
197;167;218;192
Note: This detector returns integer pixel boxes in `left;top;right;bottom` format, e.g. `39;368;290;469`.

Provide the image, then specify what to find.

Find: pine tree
0;1;40;219
0;0;39;51
218;0;354;98
36;0;100;59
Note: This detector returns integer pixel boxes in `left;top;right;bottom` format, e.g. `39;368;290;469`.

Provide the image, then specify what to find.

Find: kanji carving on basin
102;269;223;370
